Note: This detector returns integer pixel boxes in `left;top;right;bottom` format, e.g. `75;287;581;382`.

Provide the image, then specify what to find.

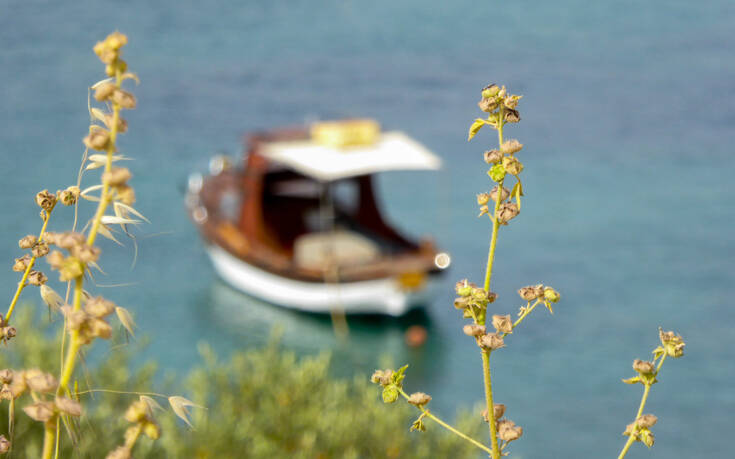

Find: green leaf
468;118;486;141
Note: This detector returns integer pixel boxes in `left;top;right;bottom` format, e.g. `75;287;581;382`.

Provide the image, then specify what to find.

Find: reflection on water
206;279;445;377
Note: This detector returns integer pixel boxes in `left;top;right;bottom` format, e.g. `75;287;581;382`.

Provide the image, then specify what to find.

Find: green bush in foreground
1;308;482;458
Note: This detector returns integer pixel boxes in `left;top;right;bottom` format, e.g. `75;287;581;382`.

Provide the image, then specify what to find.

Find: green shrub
1;308;482;458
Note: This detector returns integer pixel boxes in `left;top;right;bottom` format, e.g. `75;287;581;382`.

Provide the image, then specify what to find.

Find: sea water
1;1;734;457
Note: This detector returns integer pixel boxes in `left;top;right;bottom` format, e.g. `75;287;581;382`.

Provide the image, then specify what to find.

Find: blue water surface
1;1;734;457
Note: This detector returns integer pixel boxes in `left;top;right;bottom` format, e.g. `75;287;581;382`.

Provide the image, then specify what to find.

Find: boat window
331;179;358;216
219;190;241;222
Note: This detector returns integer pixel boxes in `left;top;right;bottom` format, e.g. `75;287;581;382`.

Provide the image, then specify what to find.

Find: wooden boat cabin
187;120;449;315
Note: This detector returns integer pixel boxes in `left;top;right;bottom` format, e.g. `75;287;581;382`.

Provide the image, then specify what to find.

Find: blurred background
1;1;733;457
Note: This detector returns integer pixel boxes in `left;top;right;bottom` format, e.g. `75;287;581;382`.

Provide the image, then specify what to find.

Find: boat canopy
258;131;442;181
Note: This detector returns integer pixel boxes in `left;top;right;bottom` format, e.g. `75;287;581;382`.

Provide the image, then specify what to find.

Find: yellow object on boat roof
311;119;381;148
261;121;441;182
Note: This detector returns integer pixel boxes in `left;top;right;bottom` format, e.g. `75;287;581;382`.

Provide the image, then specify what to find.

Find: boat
186;119;450;316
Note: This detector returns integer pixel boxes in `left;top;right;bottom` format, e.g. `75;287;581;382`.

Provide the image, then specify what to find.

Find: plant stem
481;351;501;459
87;69;121;247
42;421;55;459
501;299;542;338
398;389;492;455
617;354;668;459
5;209;53;322
479;108;506;459
125;423;142;449
482;112;505;294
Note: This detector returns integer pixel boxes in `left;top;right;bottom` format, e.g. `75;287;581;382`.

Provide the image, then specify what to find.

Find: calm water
2;1;734;457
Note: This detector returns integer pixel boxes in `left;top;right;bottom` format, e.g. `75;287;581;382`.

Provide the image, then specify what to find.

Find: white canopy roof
259;131;442;181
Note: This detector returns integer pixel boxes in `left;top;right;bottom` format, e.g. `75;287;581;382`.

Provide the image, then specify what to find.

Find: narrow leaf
101;215;141;226
39;285;65;311
140;396;164;414
168;396;205;429
468;118;487;141
115;306;136;337
113;202;150;223
90;108;108;124
97;224;123;246
90;78;114;89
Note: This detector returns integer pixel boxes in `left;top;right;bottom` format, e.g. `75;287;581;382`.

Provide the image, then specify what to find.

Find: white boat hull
206;244;428;316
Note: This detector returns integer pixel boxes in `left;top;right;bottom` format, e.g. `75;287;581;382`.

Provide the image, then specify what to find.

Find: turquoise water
2;1;734;457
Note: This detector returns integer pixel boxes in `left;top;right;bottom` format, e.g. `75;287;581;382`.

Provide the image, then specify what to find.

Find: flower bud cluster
517;284;560;313
93;31;128;77
43;231;101;281
0;369;80;424
657;328;685;358
477;84;522;127
454;279;497;325
35;190;57;213
623;414;658;448
370;365;408;405
60;296;116;344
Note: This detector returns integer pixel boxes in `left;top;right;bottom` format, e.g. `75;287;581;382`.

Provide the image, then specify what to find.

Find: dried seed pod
115;185;136;204
477;193;490;206
56;231;86;250
489;185;510;202
407;392;432;406
463;324;486;337
85;296;116;318
89;318;112;340
633;359;655;375
13;255;32;272
71;244;101;264
103;167;132;187
636;414;658;428
492;314;513;334
59;186;81;206
453;296;470;310
55;396;83;417
504;109;521;123
496;202;520;223
659;328;686;358
24;370;58;393
35;190;57;212
0;369;13;385
518;284;544;301
478;98;498;113
23;401;55;423
503;95;522;110
479;333;505;350
484;149;503;164
482;403;506;422
94;82;116;101
46;250;65;269
112;89;137;109
500;139;523;155
59;257;84;282
498;419;523;442
502;155;524;175
27;270;48;286
18;235;38;249
83;129;111;151
2;327;16;340
32;242;49;258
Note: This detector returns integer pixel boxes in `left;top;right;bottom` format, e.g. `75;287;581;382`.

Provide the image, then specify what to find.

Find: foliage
1;308;483;458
